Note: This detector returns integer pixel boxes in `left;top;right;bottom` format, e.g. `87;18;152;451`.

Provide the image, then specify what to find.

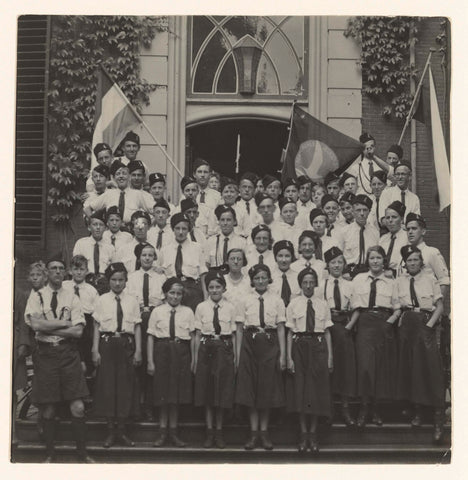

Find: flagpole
282;100;297;163
100;66;184;179
397;49;435;145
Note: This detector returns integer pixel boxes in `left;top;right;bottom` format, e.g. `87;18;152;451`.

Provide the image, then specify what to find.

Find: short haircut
70;255;88;268
29;260;47;275
365;245;388;270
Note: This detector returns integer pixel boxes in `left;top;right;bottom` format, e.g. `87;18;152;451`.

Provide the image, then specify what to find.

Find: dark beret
387;144;403;159
162;276;184;294
220;176;238;192
251;224;271;241
153;198;170;212
130;210;151;224
193;158;210;172
278;197;296;211
90;208;107;224
128;160;145;174
297;267;318;287
204;269;227;289
339;192;356;205
309;208;327;224
149;172;166;186
93;142;112;158
400;245;422;263
170;212;191;229
93;164;110;178
339;172;356;187
105;262;127;279
122;131;140;145
180;176;197;191
370;170;387;184
359;132;375;144
214;204;236;220
106;205;122;219
180;198;197;213
46;253;66;268
405;212;426;228
273;240;295;259
248;263;272;281
296;175;312;187
386;200;406;218
353;194;373;210
254;192;273;207
283;178;299;189
240;172;258;186
262;174;281;188
299;230;319;247
394;161;412;172
324;172;340;186
324;246;344;264
134;242;155;259
321;194;339;208
110;160;128;176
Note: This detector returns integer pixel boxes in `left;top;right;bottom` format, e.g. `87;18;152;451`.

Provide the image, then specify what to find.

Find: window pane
192;16;215;65
256;53;279;94
223;16;273;46
193;31;229;93
280;16;304;66
216;55;237;93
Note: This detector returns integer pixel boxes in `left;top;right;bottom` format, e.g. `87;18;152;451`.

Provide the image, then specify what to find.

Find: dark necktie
50;291;58;318
74;285;80;297
306;299;315;332
118;190;125;219
358;225;365;265
315;238;323;260
156;229;163;249
327;224;334;237
259;296;265;328
387;234;396;263
116;296;123;332
200;191;206;204
213;304;221;335
169;308;176;339
245;201;250;215
190;230;196;242
333;279;341;310
143;272;149;307
376;198;380;227
259;254;264;265
281;273;291;307
369;161;374;179
223;237;229;264
401;190;406;206
111;234;116;246
94;242;100;274
368;277;378;308
175;244;183;278
409;276;419;308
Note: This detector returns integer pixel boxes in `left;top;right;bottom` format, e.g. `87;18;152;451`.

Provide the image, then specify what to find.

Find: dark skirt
396;311;445;408
32;340;89;405
235;330;285;409
78;313;94;376
137;310;153;404
329;312;357;397
355;310;397;400
286;334;332;416
194;337;235;408
93;335;140;419
151;338;192;406
181;279;204;312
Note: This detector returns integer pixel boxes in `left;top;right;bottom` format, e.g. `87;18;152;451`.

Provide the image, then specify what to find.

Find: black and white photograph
10;11;454;467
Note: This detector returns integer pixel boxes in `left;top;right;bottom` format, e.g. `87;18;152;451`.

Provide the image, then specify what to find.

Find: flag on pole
281;104;362;183
91;66;143;168
412;66;451;211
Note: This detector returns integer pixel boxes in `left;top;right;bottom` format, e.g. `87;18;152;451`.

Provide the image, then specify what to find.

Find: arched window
188;16;308;98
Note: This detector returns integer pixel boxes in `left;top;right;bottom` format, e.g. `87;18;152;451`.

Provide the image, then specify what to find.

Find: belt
293;332;324;339
100;332;132;339
155;337;190;344
362;307;394;314
37;338;71;347
401;307;433;314
245;326;276;334
201;334;232;341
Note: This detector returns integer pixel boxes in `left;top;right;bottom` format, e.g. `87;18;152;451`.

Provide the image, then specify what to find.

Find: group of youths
15;130;450;462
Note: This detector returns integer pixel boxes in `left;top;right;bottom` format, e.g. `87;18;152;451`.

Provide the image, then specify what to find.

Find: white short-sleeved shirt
205;232;246;268
378;228;408;271
73;237;115;274
395;271;442;311
157;239;208;279
93;289;141;334
341;221;380;265
197;188;221;210
234;198;258;237
223;274;251;310
270;221;302;251
127;268;166;309
245;247;276;272
147;303;195;340
147;225;175;252
237;289;286;328
286;294;333;333
62;280;99;315
194;297;237;335
102;229;133;251
270;266;302;305
379;185;421;222
350;272;400;310
25;285;84;343
322;276;352;311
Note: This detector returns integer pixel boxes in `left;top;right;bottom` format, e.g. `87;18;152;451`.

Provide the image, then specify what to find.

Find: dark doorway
187;119;288;178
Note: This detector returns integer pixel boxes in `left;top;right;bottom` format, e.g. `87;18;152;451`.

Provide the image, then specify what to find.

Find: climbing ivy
344;17;420;119
47;15;168;224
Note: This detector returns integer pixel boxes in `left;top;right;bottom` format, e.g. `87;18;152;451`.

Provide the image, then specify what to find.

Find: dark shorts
31;340;89;405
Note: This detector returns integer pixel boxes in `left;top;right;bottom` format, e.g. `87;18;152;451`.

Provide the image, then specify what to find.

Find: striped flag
91;66;142;167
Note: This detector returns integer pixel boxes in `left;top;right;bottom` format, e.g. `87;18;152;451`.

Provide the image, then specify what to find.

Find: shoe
214;430;226;449
103;431;115;448
297;432;307;453
169;429;186;448
357;405;368;428
371;411;383;426
117;432;135;447
259;431;273;450
308;432;319;453
153;429;168;447
244;432;259;450
411;414;422;427
79;454;96;464
342;405;355;427
42;455;55;463
203;429;215;448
